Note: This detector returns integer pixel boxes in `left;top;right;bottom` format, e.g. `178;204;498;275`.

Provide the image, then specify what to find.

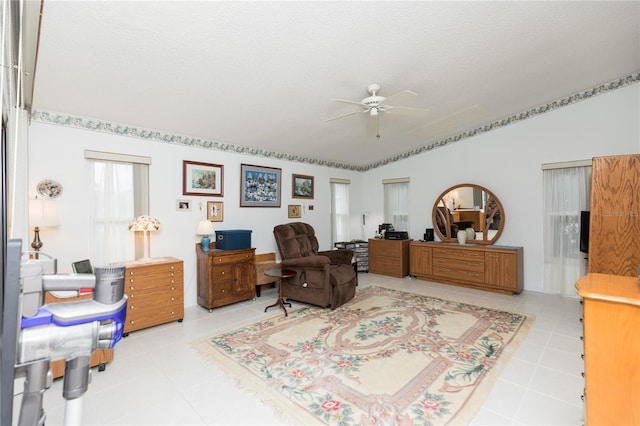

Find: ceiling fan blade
325;110;366;122
381;90;418;105
384;105;430;115
330;98;369;108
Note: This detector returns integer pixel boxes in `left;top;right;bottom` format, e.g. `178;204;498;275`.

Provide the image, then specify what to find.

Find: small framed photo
292;174;314;199
183;161;224;197
176;199;191;211
240;164;282;207
207;201;224;222
288;204;302;218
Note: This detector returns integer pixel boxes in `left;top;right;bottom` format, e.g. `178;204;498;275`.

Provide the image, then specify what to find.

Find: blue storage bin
215;229;252;250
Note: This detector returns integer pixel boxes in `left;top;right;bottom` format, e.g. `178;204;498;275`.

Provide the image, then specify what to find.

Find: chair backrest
273;222;319;260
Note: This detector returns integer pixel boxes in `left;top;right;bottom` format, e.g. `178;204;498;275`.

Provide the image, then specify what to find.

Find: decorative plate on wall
37;179;63;198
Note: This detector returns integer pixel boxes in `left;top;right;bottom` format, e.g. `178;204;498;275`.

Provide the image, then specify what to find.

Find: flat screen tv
580;211;590;254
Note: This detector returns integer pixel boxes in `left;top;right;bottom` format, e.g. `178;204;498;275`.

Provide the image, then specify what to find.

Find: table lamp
196;220;214;252
128;215;160;261
28;198;60;255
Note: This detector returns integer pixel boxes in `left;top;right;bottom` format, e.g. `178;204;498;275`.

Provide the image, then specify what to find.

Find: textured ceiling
31;1;640;168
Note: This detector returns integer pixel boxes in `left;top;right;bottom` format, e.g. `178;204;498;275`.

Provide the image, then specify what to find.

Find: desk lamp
196;220;214;252
29;198;60;255
128;215;160;261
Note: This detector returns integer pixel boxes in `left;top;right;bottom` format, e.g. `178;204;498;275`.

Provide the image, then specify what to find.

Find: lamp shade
196;220;214;236
128;215;161;232
29;198;60;227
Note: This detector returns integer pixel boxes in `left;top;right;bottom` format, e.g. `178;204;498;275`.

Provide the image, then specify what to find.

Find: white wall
27;83;639;307
27;125;362;307
362;83;640;292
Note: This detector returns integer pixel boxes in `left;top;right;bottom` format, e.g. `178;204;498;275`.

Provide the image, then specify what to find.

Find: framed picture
240;164;282;207
288;204;302;218
176;199;191;211
207;201;224;222
292;174;314;199
183;161;224;196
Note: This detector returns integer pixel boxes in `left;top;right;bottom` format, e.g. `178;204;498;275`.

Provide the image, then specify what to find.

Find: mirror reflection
432;184;504;244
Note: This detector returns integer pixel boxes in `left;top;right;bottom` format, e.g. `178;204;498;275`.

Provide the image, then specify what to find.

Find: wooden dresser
196;243;256;311
123;257;184;333
410;241;523;294
368;238;411;278
576;273;640;425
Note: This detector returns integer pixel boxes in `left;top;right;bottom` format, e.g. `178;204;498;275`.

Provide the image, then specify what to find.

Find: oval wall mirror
432;183;504;244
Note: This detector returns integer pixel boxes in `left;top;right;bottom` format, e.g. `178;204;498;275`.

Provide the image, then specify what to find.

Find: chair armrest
282;255;330;269
318;249;353;265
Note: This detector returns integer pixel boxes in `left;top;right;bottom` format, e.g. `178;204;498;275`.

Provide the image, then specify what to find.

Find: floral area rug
194;285;532;425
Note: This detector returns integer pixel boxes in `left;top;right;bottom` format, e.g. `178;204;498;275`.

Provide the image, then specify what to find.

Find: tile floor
13;273;585;425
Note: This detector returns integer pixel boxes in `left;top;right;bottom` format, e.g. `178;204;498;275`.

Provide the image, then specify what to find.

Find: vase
465;227;476;241
457;230;467;244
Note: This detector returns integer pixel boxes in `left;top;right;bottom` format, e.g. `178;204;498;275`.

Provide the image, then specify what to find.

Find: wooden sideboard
196;243;256;311
410;241;523;294
576;273;640;425
368;238;411;278
123;257;184;333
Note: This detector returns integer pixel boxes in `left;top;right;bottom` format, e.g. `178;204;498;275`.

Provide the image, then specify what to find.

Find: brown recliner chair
273;222;357;309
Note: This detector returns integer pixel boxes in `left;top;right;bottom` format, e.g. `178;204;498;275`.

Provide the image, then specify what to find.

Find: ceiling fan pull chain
376;113;381;141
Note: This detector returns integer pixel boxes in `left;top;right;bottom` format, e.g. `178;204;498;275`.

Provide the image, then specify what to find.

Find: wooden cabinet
196;244;256;311
368;238;411;278
588;154;640;276
410;241;523;294
123;257;184;333
576;273;640;425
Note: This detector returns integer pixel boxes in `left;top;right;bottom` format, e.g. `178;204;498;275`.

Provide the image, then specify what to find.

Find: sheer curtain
543;164;591;296
383;179;409;231
87;160;135;265
331;179;350;244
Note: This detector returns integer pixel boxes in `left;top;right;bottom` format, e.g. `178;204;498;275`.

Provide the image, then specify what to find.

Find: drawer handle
130;294;134;298
130;286;134;290
221;289;225;293
129;278;134;283
130;320;134;324
129;305;135;309
221;271;225;275
171;297;175;301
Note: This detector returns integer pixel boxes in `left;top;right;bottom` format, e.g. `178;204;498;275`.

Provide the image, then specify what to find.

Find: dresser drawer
432;256;484;272
211;264;234;281
125;304;184;332
432;266;485;284
210;252;254;265
433;247;484;262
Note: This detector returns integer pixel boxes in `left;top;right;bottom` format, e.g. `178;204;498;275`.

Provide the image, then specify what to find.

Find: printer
385;230;409;240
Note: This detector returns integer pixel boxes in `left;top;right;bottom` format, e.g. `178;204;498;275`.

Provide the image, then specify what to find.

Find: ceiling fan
326;83;430;141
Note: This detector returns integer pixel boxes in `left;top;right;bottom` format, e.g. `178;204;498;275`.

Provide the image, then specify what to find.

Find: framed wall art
288;204;302;218
240;164;282;207
183;161;224;196
176;199;191;211
207;201;224;222
292;174;314;199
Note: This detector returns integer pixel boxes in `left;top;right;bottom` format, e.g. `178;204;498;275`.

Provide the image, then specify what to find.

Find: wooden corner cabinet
576;273;640;425
368;238;411;278
196;243;256;311
123;257;184;333
410;241;523;294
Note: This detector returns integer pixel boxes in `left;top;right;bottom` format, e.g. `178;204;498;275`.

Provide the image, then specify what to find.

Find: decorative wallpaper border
32;73;639;172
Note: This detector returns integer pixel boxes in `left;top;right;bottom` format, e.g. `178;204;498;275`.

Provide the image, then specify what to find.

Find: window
85;151;150;265
330;178;350;244
383;178;409;232
542;160;591;296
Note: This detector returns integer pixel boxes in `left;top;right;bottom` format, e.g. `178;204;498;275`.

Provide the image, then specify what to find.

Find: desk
264;268;296;317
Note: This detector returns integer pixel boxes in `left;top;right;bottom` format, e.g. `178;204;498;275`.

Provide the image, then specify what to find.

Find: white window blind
85;151;150;265
383;178;409;232
330;178;350;244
